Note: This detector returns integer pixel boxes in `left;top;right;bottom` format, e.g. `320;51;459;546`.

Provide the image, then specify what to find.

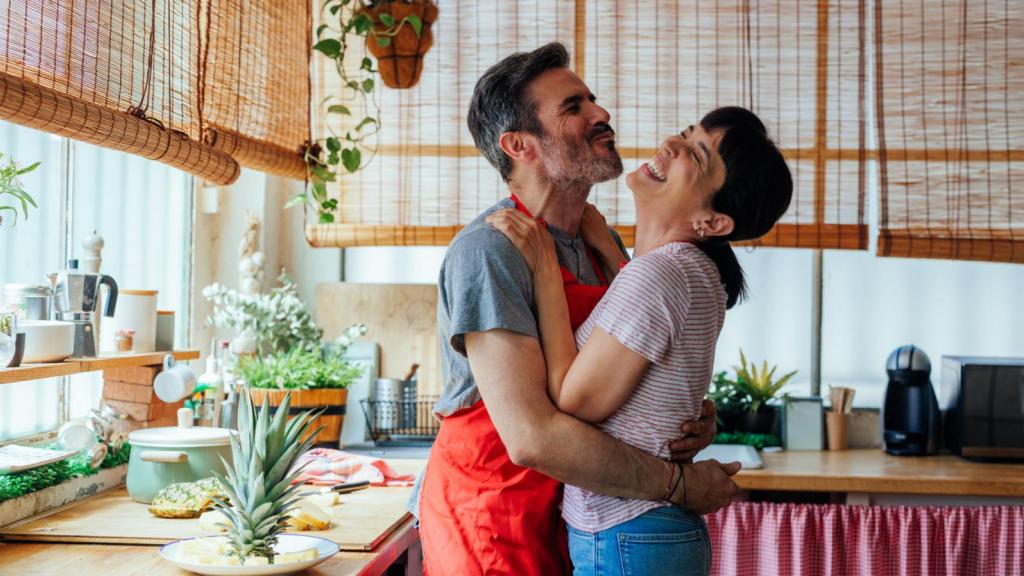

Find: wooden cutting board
1;482;416;552
316;283;441;398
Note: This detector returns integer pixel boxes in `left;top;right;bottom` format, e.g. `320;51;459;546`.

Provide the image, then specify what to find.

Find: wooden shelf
0;350;200;386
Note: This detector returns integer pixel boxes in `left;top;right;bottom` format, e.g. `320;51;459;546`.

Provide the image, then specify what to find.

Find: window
0;121;193;443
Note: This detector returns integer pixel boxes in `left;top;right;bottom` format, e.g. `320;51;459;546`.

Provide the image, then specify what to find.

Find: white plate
159;534;340;576
693;443;765;470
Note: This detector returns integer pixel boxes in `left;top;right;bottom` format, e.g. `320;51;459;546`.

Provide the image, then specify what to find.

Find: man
415;43;741;575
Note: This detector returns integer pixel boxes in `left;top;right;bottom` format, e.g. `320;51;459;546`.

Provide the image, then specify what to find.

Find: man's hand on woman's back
668;399;718;462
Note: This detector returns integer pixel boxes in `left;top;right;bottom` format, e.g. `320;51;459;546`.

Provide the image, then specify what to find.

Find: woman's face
626;124;727;212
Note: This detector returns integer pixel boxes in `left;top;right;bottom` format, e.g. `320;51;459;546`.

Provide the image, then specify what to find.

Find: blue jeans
567;507;711;576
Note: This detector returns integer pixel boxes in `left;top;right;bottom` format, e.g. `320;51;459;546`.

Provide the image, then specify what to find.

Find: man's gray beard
540;135;624;190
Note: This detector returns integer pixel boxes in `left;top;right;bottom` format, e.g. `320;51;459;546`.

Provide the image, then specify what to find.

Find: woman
486;106;793;576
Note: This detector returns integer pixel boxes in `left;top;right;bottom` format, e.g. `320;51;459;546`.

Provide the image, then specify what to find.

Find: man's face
526;68;623;186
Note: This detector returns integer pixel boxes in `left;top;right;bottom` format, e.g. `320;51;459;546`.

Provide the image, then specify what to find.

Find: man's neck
508;175;590;236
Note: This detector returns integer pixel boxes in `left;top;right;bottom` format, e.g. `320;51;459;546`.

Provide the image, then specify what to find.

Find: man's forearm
518;407;673;502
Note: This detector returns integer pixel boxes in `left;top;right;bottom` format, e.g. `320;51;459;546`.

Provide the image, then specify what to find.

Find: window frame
0;133;195;446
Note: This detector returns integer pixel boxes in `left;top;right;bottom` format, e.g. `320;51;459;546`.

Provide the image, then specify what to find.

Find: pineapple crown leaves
212;391;324;562
731;348;797;413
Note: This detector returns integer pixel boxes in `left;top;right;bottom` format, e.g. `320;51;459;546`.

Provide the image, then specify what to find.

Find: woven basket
364;1;439;89
247;388;348;445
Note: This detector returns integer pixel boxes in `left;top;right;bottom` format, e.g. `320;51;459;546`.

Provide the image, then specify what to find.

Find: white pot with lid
126;409;234;503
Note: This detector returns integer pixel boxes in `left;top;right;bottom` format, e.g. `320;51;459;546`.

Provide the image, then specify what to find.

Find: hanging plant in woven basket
362;0;439;89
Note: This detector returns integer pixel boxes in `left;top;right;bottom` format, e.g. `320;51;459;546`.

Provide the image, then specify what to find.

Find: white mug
153;355;196;403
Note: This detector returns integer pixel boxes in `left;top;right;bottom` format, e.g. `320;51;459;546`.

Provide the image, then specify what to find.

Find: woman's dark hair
695;106;793;309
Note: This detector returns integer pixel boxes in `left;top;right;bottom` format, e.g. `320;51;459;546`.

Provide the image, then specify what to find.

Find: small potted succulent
712;350;797;435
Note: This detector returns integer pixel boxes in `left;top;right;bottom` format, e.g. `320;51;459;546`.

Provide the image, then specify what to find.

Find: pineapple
211;390;323;565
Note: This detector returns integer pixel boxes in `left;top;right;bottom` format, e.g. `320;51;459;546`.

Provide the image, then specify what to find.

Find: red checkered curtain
874;0;1024;263
307;1;870;248
706;502;1024;576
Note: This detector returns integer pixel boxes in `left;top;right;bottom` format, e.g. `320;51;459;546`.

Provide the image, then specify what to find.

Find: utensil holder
826;412;849;451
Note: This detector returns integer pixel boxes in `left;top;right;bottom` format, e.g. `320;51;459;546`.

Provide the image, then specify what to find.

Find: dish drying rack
360;396;440;446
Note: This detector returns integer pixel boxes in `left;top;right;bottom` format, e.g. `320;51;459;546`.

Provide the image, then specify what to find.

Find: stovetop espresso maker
48;259;118;357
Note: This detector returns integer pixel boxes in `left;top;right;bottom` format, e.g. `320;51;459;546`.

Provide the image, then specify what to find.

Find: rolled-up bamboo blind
201;0;311;179
309;0;869;249
875;0;1023;263
0;0;310;184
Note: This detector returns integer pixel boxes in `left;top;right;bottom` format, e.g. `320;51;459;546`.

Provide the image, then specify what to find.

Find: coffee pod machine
882;344;941;456
50;260;118;357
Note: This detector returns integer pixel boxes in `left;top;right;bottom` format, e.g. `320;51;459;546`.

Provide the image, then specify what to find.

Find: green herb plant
0;152;40;226
292;0;424;223
236;346;363;391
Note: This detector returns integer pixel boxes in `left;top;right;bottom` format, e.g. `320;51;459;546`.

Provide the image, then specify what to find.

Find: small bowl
21;320;75;363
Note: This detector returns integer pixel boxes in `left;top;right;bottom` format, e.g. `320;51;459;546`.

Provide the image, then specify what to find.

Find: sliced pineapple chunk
274;547;319;564
198;509;229;532
285;498;332;531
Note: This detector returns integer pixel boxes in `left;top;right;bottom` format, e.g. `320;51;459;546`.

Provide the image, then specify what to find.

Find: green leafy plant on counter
0;152;40;226
732;349;797;413
712;431;781;451
0;442;132;503
236;343;363;391
292;0;425;223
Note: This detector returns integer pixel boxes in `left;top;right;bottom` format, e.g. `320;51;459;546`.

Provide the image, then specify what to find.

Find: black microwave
940;356;1024;461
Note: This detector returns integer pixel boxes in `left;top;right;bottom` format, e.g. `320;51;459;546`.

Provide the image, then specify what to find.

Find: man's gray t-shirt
408;197;627;516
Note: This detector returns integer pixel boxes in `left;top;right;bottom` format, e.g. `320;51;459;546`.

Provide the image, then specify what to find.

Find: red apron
419;196;609;576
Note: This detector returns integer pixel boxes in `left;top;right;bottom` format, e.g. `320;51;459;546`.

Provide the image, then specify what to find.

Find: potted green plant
712;350;797;435
0;152;40;226
294;0;433;225
235;341;363;445
203;274;366;445
362;0;438;89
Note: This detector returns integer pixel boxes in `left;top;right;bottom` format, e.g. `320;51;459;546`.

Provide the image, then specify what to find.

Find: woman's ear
498;131;537;163
703;211;735;239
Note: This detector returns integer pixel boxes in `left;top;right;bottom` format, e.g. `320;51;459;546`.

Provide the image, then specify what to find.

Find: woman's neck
633;205;700;257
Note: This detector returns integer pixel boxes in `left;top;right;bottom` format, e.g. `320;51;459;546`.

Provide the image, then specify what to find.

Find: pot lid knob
177;407;194;429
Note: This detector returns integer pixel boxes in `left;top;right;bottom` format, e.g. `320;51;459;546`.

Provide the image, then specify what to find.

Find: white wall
190;171;342;358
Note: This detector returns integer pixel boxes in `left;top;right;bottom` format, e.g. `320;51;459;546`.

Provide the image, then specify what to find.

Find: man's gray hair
467;42;570;182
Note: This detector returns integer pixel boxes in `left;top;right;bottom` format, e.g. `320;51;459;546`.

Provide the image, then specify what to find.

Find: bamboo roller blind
0;0;310;185
308;0;869;249
875;0;1023;263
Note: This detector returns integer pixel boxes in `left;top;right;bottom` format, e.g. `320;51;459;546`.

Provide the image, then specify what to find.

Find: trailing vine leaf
298;0;427;224
405;15;423;36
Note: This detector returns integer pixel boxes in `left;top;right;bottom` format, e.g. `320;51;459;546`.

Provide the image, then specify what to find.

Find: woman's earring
698;228;705;238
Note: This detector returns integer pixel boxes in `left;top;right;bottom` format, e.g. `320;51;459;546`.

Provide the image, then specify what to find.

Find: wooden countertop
0;458;425;576
735;449;1024;497
0;520;418;576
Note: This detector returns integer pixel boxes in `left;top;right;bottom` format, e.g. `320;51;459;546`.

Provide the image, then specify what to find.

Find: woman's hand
579;203;614;249
486;209;558;275
579;203;627;277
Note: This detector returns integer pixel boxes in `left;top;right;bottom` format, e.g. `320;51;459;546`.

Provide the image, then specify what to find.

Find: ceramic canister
101;289;158;353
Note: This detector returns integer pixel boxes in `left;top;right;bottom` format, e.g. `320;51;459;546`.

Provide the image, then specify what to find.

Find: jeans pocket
568;526;597;576
617;529;706;576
